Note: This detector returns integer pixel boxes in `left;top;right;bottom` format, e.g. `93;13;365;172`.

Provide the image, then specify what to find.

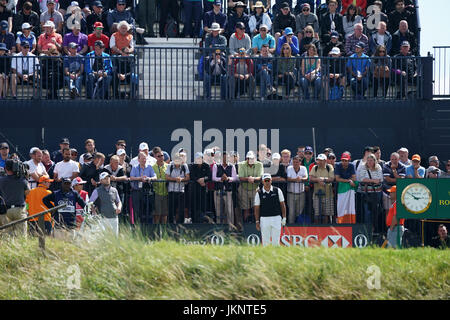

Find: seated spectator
106;0;135;34
344;23;368;56
11;41;40;99
365;0;388;35
392;40;416;99
272;0;292;17
112;55;138;99
37;20;63;54
0;0;13;32
40;0;64;33
441;160;450;178
371;44;390;98
12;1;40;36
295;3;318;41
342;4;363;39
405;154;425;178
272;2;296;45
387;0;416;35
391;20;417;56
110;20;133;56
254;44;275;99
322;30;345;56
0;20;15;54
88;21;109;52
0;42;10;98
203;48;228;100
249;0;271;13
430;224;450;249
230;47;255;99
276;27;298;56
202;0;227;38
227;0;249;15
251;24;275;55
229;22;251;56
346;41;370;99
63;42;84;98
341;0;367;17
248;1;272;37
85;40;113;99
299;43;321;100
63;3;88;35
203;22;226;49
226;1;250;38
323;46;346;100
427;156;442;177
86;1;109;35
368;21;392;56
298;25;319;55
320;0;344;45
63;21;88;55
38;0;60;14
16;22;37;54
40;44;64;99
276;43;296;99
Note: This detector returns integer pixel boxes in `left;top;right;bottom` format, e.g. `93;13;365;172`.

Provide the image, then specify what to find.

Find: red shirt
88;33;110;49
386;201;405;227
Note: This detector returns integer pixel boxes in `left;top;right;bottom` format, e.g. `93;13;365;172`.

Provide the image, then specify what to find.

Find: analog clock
401;183;432;214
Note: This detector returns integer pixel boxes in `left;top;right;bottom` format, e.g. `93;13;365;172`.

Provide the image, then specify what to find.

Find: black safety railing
0;51;429;101
433;46;450;98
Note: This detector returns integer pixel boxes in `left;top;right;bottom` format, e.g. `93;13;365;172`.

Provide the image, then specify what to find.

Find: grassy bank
0;228;448;300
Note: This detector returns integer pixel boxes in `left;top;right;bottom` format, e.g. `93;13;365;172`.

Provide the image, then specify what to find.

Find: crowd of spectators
0;138;448;247
197;0;421;100
0;0;138;99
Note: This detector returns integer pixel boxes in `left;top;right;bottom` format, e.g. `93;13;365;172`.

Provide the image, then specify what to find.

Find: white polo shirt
26;159;47;186
286;165;308;193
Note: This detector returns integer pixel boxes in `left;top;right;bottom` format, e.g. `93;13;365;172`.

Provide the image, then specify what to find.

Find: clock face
401;183;432;214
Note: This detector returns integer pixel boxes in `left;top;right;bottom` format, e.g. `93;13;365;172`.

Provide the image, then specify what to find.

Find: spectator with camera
85;39;113;99
254;43;275;99
10;40;39;99
203;47;228;100
0;159;31;237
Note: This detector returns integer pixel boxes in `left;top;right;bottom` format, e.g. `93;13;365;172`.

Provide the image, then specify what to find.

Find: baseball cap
47;0;56;4
401;41;410;47
139;142;149;151
427;166;439;174
284;27;294;35
94;40;105;48
246;151;255;159
0;43;7;51
330;47;340;55
327;153;336;159
43;20;55;28
387;185;397;193
282;2;290;9
39;175;54;183
94;21;104;29
83;153;93;161
355;41;365;49
262;173;272;180
213;0;222;5
21;41;30;47
259;24;268;30
117;0;126;4
341;153;351;161
0;142;9;149
21;22;32;29
60;138;70;144
305;146;313;153
0;20;8;30
116;149;126;156
317;154;327;161
194;152;203;159
71;176;86;187
70;1;79;6
93;1;103;7
99;172;110;180
412;154;421;162
272;153;281;160
70;148;78;154
29;147;39;154
62;177;72;184
235;22;245;30
323;147;334;154
68;42;78;49
330;31;339;38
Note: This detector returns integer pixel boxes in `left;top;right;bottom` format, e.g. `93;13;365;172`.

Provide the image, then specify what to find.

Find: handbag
374;65;390;78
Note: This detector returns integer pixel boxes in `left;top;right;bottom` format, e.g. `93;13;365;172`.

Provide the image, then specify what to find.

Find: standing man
254;173;287;246
0;159;30;236
130;142;156;167
152;147;169;224
309;153;335;224
0;142;10;169
79;138;97;165
385;185;404;248
52;138;70;164
286;156;308;224
53;147;80;183
238;151;264;223
335;152;357;224
165;153;190;224
89;172;122;236
25;175;53;235
26;147;48;189
397;147;411;166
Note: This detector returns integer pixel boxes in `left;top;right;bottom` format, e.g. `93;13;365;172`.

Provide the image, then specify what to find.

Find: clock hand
407;192;419;200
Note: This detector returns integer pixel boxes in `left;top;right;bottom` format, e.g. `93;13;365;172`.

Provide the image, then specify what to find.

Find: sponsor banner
244;224;371;248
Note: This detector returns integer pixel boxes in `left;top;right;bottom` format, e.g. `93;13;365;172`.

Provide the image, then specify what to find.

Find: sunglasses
379;51;386;53
328;157;336;160
118;144;126;147
118;4;126;6
264;179;271;182
157;154;164;158
283;48;290;50
305;31;313;33
303;8;310;11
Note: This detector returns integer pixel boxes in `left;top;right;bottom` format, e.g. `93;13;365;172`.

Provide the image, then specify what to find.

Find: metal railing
0;51;428;101
433;46;450;98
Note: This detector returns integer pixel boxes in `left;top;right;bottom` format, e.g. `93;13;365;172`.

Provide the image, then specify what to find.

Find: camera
6;159;29;179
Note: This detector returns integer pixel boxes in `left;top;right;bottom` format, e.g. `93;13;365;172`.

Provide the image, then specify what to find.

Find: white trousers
260;215;281;246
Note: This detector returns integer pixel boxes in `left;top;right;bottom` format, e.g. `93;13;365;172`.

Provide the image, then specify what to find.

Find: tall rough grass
0;226;448;300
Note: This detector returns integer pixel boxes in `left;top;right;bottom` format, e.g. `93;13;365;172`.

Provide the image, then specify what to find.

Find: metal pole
312;127;317;162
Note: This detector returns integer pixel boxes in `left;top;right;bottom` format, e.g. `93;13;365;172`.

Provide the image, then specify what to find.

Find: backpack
165;17;179;38
169;163;187;176
329;85;344;100
314;164;332;173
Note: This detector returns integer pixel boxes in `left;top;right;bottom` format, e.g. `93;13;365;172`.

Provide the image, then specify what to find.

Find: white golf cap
194;152;203;159
99;172;110;180
398;147;409;153
246;151;255;159
43;20;55;28
116;149;126;156
317;153;327;161
272;152;281;160
22;22;32;29
139;142;149;150
330;47;340;55
29;147;39;154
262;173;272;180
209;22;221;31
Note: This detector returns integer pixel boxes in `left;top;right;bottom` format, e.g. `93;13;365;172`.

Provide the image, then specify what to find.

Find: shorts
154;194;168;216
239;188;257;210
313;194;334;216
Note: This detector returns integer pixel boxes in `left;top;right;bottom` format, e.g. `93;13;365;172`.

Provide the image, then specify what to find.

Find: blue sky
419;0;450;56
